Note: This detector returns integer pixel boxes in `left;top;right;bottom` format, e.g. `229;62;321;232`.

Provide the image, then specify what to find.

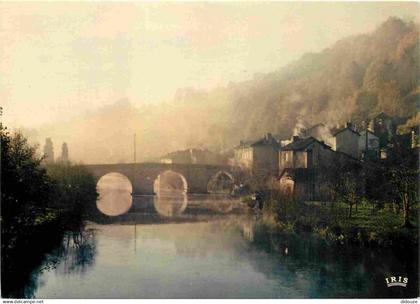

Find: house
333;122;360;159
279;136;335;171
370;112;396;148
234;133;280;176
278;136;335;200
278;135;365;201
358;129;380;160
279;168;317;199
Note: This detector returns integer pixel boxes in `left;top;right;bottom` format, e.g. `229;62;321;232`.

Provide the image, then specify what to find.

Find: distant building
60;142;69;163
160;148;227;165
43;138;54;164
333;122;360;159
358;129;380;160
234;133;280;176
371;112;396;148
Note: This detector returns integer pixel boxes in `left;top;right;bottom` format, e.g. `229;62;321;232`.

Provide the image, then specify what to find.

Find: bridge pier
132;175;155;195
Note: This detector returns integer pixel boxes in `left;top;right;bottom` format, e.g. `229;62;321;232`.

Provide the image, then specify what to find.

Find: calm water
18;174;419;298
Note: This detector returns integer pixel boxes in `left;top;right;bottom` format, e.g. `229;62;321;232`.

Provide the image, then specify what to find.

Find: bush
1;127;98;253
46;163;98;218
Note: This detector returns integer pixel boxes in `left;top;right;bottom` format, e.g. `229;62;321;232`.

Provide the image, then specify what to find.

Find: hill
24;17;419;163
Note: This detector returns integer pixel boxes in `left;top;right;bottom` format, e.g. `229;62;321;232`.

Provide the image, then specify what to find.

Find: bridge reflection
95;172;243;221
96;172;133;216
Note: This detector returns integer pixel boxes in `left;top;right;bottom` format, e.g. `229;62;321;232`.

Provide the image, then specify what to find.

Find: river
13;174;419;298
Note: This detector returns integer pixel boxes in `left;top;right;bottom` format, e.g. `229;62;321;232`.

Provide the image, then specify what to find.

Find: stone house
358;129;380;160
234;133;280;176
371;112;396;148
333;122;360;159
279;136;335;171
278;136;335;200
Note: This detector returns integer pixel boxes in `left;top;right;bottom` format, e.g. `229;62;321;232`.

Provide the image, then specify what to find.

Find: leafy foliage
1;126;98;265
1;127;54;249
46;163;98;219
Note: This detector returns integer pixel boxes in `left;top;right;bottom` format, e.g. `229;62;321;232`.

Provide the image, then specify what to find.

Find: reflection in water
154;171;187;192
153;191;187;217
18;210;418;299
22;227;97;298
55;229;97;275
30;215;418;299
151;170;189;217
18;176;418;299
207;171;235;194
96;173;133;216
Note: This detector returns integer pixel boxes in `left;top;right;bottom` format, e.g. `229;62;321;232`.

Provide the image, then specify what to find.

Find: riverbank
1;128;98;298
254;197;418;249
2;213;73;298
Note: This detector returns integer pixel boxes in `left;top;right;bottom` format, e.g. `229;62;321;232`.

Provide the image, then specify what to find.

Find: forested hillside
27;17;419;163
225;17;419;142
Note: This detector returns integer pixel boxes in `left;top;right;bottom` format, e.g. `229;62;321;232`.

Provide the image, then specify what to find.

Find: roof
235;135;281;149
281;136;332;151
161;148;215;159
334;150;362;163
333;126;360;137
359;129;378;137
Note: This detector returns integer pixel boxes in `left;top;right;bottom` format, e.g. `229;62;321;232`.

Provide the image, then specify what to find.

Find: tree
60;142;69;163
43;138;54;164
383;137;418;227
324;159;364;218
388;166;418;227
1;126;53;250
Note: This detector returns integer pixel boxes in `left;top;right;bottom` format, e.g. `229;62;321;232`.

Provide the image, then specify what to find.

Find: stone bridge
84;162;237;195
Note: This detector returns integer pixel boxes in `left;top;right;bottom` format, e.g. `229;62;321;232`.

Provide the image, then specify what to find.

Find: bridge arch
96;172;133;216
96;172;133;192
153;170;188;194
207;170;235;194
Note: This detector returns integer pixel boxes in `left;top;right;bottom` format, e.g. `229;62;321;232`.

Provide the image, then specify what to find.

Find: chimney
368;120;375;132
265;132;272;141
346;121;353;130
292;135;299;142
411;130;417;149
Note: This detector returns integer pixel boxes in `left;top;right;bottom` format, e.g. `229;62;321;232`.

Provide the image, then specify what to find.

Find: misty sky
1;1;418;128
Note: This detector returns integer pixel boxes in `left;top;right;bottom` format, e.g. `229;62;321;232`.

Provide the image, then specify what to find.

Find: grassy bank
253;194;418;248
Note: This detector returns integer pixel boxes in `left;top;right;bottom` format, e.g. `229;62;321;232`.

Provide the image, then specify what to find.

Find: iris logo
385;276;408;287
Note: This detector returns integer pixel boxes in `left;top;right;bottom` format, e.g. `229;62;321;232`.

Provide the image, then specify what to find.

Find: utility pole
365;129;368;160
133;132;137;253
133;133;137;163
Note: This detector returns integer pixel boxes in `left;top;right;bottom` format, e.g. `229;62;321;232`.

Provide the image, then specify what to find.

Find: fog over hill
24;17;419;164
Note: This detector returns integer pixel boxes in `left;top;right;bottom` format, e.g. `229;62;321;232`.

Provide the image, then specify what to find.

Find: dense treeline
226;17;419;142
1;125;98;297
